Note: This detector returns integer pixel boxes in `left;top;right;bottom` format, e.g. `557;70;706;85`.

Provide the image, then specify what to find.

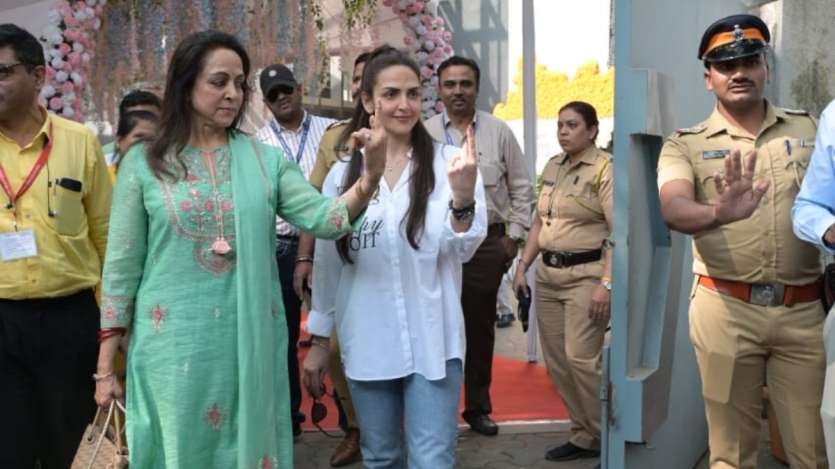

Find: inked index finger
371;98;383;130
466;125;477;163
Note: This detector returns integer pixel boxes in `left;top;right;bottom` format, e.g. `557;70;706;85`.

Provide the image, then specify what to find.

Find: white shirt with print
306;142;487;381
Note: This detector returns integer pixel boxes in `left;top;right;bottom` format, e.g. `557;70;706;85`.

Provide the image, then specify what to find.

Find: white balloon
424;40;435;51
47;10;62;24
62;107;75;118
73;42;85;53
85;7;95;17
50;33;64;44
94;19;101;30
81;52;91;63
51;57;65;69
55;70;69;82
70;72;82;85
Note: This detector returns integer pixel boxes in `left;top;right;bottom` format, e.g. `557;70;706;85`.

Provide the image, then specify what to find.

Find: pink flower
48;97;63;110
64;16;79;27
61;82;74;94
434;16;445;27
443;31;452;42
414;1;425;11
180;200;192;213
221;200;232;212
420;66;433;79
204;200;214;211
58;43;71;55
422;15;433;26
45;67;55;79
67;51;81;66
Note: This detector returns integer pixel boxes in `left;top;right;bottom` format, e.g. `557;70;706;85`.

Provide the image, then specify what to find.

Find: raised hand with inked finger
447;124;479;231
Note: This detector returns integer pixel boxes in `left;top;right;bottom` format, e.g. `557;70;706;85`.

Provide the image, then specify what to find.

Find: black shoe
496;313;514;328
463;413;499;436
544;442;599;461
292;421;302;441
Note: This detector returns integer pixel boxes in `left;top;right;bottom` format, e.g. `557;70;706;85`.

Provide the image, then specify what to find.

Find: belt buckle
547;252;565;268
749;283;784;306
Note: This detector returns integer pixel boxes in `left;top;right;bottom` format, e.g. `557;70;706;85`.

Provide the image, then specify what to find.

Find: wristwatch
449;199;476;223
601;278;612;291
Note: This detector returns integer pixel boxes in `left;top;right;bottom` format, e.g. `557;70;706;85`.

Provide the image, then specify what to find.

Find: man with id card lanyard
0;24;112;469
424;55;534;436
255;63;335;437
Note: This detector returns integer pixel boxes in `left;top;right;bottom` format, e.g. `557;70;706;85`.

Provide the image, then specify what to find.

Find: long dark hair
335;46;436;262
147;30;251;180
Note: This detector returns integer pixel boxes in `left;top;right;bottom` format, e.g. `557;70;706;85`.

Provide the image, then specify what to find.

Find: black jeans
0;289;98;469
276;236;304;424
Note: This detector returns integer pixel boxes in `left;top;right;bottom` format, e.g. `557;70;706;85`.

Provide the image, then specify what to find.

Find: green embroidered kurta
101;133;354;469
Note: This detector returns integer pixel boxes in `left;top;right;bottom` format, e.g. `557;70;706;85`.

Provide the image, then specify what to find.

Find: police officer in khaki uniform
657;14;827;469
514;101;612;462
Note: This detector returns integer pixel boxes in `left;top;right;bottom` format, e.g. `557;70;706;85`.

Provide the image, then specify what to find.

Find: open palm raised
712;149;770;225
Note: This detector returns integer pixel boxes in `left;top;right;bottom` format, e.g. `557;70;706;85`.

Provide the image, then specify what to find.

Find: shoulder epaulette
783;108;810;116
675;123;707;136
326;119;350;130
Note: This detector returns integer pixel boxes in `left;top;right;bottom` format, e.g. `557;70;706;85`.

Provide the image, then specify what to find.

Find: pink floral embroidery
204;200;214;211
206;403;224;431
189;188;201;199
151;305;167;331
259;455;275;469
329;212;344;230
221;200;232;212
185;174;199;182
104;305;115;321
180;200;192;213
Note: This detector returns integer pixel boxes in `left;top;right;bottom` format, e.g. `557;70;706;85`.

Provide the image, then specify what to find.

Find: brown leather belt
698;276;821;307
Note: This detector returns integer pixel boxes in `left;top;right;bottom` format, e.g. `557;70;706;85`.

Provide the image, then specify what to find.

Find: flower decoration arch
40;0;104;121
39;0;454;122
382;0;454;117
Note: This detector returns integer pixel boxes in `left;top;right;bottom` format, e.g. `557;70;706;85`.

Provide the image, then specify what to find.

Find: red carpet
298;317;568;430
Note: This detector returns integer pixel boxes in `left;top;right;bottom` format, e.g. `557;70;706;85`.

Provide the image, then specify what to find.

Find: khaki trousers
535;259;605;450
689;282;827;469
329;329;358;429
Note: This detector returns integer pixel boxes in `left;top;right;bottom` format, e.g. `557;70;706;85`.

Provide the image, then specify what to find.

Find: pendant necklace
201;149;231;256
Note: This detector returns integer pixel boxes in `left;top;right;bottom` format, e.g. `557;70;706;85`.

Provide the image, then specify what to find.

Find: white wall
2;1;54;43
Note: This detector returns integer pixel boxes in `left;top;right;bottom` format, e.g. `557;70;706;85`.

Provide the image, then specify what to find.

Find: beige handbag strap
85;401;127;469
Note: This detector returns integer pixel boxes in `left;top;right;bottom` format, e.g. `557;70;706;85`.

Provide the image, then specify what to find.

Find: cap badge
268;70;277;77
732;24;744;43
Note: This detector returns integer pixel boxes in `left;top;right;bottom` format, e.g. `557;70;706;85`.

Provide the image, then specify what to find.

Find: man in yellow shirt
0;24;112;468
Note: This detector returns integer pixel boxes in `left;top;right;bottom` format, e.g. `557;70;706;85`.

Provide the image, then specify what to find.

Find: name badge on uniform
0;229;38;261
702;149;730;160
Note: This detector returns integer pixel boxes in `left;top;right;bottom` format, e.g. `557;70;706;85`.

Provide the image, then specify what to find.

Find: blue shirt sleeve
792;101;835;253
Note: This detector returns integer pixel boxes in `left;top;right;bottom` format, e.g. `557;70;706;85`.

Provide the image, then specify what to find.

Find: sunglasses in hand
310;383;339;438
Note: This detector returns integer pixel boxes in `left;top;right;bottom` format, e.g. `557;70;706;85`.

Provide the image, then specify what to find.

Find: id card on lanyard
270;116;311;164
0;121;53;260
441;113;475;147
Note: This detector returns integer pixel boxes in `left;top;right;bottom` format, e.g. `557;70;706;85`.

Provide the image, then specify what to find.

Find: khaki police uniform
535;145;613;450
658;103;827;469
307;119;360;429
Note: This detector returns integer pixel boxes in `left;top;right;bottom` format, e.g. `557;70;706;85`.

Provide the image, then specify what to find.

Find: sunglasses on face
0;63;24;80
267;85;296;103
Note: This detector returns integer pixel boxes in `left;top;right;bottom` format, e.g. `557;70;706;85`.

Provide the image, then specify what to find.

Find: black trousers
0;289;98;469
276;237;304;424
461;227;511;417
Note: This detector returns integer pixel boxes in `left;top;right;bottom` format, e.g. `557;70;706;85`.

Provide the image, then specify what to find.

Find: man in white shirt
255;64;335;437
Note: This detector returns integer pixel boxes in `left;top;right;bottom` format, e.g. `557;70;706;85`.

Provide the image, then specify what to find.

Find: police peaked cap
698;14;770;63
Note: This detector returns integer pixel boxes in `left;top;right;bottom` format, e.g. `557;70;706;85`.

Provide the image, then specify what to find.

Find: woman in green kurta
93;31;384;469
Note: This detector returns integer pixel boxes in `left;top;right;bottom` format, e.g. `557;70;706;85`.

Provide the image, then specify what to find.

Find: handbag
71;401;128;469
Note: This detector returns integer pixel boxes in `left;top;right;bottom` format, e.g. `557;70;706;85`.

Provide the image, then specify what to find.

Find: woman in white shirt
302;46;487;469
